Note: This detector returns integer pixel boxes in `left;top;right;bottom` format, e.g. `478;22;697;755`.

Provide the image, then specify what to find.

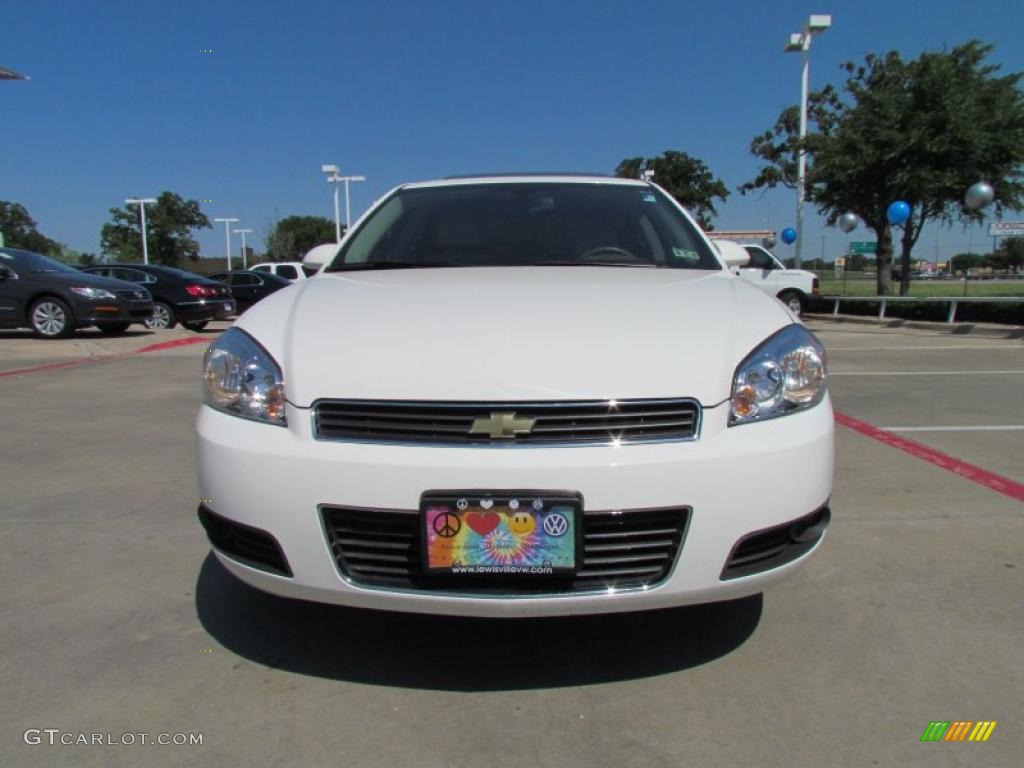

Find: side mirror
715;240;750;268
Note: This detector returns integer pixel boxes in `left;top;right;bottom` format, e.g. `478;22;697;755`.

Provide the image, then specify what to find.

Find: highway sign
849;241;877;254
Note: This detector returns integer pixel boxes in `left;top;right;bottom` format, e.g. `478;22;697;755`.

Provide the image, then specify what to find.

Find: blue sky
2;0;1022;262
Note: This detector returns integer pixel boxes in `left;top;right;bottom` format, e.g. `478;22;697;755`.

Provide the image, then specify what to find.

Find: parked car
0;247;153;338
250;261;319;281
208;270;292;311
197;174;833;618
80;264;233;330
736;244;820;315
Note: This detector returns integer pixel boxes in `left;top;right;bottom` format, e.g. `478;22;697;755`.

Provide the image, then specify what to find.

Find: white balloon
838;212;859;233
965;181;994;210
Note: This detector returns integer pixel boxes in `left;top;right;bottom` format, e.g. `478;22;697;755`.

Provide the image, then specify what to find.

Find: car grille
198;505;292;577
721;506;831;580
312;399;701;445
113;288;149;302
320;505;689;595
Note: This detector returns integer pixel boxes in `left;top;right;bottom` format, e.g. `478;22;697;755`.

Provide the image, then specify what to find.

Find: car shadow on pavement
195;554;762;691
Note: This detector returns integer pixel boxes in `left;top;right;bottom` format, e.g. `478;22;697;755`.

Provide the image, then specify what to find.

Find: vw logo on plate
542;512;569;537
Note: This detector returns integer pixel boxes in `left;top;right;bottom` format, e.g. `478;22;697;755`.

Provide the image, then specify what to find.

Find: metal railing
819;295;1024;324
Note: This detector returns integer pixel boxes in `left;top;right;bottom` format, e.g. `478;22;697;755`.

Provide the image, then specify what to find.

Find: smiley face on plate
507;511;536;535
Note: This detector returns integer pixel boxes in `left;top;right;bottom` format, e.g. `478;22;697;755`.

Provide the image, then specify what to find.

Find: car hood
237;267;794;407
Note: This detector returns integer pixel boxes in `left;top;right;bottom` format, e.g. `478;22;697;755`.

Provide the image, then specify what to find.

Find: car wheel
29;297;76;339
778;290;805;316
96;322;131;336
145;301;176;330
182;320;209;331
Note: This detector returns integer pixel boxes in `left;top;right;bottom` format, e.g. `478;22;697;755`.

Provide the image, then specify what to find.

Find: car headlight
202;328;287;425
70;286;117;300
729;325;826;426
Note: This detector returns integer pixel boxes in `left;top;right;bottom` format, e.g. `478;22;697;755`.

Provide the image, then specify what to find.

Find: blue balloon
887;201;911;225
780;227;797;245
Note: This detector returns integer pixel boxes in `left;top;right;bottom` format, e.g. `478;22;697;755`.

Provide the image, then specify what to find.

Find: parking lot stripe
0;336;207;379
881;425;1024;432
830;370;1024;376
835;411;1024;503
827;344;1024;351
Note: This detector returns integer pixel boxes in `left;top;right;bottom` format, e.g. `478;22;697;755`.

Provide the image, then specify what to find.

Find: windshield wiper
324;261;448;272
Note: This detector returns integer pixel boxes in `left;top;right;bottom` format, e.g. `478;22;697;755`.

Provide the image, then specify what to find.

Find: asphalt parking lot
1;319;1021;767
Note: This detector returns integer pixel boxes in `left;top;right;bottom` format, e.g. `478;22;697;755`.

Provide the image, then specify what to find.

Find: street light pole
214;217;239;270
233;229;253;270
340;175;366;229
785;13;831;270
322;165;342;242
322;165;366;239
125;198;157;265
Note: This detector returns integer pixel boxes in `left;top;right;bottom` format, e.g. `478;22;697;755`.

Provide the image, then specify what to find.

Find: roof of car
402;174;651;190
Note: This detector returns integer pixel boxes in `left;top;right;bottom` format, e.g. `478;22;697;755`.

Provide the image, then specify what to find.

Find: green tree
990;236;1024;272
0;201;60;254
951;252;983;272
264;215;337;262
615;150;729;230
846;252;869;271
741;41;1024;296
100;192;210;266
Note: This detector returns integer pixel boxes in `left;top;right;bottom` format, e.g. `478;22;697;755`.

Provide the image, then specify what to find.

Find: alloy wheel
146;304;171;329
32;301;67;337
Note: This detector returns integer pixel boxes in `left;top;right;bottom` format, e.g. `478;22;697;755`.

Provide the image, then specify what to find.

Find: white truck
707;232;819;315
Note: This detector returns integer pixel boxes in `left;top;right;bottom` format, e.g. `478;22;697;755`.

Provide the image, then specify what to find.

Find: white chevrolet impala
196;174;833;617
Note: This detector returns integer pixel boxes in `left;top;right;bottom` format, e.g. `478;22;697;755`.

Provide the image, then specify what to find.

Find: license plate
421;492;580;576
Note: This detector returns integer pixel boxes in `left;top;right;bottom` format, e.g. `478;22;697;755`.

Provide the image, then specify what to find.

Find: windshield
0;247;80;274
326;182;720;271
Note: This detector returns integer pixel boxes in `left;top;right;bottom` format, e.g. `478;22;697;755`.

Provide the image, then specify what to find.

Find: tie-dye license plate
421;493;580;576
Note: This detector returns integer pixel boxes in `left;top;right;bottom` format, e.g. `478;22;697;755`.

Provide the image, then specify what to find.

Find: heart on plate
480;499;494;509
466;511;500;535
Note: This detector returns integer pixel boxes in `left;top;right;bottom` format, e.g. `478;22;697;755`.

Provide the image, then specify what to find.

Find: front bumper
196;397;834;617
72;299;153;325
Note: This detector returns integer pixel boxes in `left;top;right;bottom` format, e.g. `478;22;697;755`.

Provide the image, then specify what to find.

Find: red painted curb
0;336;208;379
835;411;1024;503
136;337;208;354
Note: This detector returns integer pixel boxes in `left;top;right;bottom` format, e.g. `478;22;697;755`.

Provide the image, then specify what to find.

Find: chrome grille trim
312;398;701;446
320;504;691;596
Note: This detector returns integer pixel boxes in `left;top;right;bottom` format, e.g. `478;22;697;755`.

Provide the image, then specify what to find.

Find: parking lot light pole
785;13;831;270
214;217;239;270
340;175;366;230
233;228;253;270
125;198;157;265
322;164;343;242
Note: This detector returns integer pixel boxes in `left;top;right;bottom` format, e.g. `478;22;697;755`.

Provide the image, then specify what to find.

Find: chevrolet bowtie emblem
469;411;536;439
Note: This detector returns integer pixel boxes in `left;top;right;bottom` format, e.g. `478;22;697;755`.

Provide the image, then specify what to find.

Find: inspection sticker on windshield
642;193;656;203
672;247;699;262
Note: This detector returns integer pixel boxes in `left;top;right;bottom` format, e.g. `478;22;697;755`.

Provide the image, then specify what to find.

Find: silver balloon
762;235;777;249
965;181;995;210
838;212;859;233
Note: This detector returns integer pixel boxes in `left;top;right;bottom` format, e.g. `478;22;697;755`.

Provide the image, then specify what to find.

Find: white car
736;244;820;315
197;174;833;618
250;261;318;281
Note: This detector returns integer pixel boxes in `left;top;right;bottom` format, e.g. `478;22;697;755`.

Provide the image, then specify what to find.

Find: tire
29;297;76;339
778;290;805;316
96;322;131;336
145;301;176;330
182;320;209;332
